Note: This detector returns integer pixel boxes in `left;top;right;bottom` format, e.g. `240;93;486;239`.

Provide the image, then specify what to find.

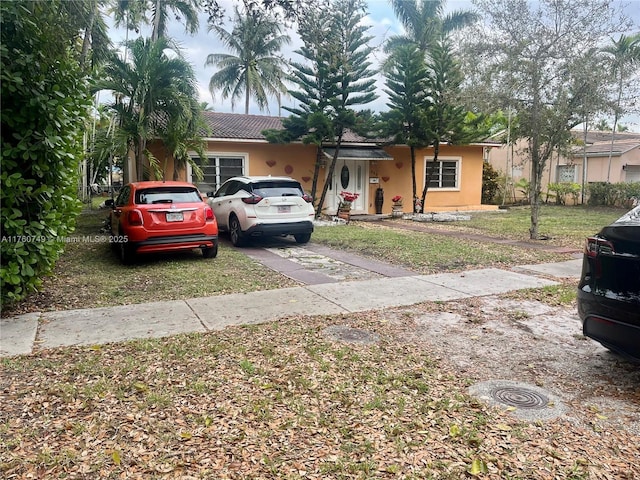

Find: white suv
207;176;315;246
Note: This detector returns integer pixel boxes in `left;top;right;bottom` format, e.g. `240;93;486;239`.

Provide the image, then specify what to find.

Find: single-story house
140;112;500;216
487;130;640;204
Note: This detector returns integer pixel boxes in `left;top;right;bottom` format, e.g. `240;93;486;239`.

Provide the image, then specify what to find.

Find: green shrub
482;161;501;204
1;2;91;305
587;181;640;207
547;182;581;205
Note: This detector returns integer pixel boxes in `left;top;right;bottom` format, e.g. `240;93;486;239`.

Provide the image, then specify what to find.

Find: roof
570;130;640;144
201;112;377;144
570;139;640;157
200;112;497;146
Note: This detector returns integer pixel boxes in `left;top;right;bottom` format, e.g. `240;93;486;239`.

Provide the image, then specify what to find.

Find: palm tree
96;37;203;180
206;7;290;114
109;0;200;41
602;33;640;181
386;0;478;54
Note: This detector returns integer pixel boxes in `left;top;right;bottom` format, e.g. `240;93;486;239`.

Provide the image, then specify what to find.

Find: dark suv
577;206;640;362
207;176;315;246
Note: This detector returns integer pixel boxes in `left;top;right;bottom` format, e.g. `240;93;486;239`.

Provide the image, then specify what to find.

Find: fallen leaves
2;313;639;479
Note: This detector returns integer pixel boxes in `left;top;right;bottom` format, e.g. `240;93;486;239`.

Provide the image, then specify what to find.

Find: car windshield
136;187;202;205
251;181;303;198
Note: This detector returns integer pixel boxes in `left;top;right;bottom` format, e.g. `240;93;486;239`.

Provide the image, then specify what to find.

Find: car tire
119;240;134;265
202;243;218;259
229;215;246;247
294;233;311;244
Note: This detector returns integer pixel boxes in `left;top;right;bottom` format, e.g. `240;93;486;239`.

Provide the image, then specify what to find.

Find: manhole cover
469;380;566;422
490;386;549;409
322;325;380;345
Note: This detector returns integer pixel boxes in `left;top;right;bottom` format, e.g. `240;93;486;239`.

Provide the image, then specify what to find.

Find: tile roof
201;112;378;143
570;130;640;144
571;139;640;157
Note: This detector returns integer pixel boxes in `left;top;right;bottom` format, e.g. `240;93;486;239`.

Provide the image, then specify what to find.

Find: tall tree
206;6;290;114
263;3;340;202
264;0;378;216
468;0;630;239
382;44;432;212
314;0;378;215
96;37;203;181
602;33;640;181
419;37;488;212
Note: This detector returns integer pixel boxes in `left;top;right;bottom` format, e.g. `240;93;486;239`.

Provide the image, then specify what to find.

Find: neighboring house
487;130;640;204
145;112;500;215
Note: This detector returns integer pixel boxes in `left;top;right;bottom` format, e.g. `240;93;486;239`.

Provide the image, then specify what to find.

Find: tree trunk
79;0;96;69
310;146;323;210
529;139;544;240
529;81;542;240
606;73;624;182
410;145;417;213
152;0;162;41
420;140;439;214
317;133;344;218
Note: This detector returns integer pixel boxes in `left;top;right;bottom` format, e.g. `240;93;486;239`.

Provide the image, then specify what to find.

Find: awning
323;147;393;161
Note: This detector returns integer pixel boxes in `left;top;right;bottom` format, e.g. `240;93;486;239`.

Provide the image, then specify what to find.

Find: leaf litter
2;307;639;479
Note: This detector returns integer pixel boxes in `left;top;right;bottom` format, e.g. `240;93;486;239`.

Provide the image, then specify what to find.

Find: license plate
166;212;184;222
277;205;291;214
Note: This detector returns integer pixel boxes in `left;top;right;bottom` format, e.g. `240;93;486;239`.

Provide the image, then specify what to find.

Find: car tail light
242;195;263;205
302;193;313;203
585;236;615;258
204;205;215;221
128;209;143;226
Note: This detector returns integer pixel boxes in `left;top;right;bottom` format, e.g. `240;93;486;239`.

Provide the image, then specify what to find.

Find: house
487;130;640;204
144;112;500;215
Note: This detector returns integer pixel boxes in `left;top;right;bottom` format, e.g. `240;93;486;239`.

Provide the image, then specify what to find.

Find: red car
106;181;218;264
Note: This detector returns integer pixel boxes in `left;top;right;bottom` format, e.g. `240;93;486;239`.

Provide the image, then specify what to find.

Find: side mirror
104;199;114;207
207;191;215;197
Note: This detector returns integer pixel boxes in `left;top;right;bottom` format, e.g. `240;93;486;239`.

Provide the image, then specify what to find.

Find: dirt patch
386;296;640;435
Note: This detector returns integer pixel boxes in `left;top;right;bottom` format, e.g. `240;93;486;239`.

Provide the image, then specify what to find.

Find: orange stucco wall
147;139;491;214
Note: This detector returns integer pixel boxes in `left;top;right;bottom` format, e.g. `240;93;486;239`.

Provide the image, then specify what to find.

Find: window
191;155;245;193
136;187;201;205
557;164;576;183
425;158;460;189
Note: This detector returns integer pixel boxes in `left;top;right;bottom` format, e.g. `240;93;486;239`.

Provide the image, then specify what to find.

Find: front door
330;159;367;213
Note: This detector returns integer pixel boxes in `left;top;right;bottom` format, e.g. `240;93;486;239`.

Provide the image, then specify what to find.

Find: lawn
2;204;624;316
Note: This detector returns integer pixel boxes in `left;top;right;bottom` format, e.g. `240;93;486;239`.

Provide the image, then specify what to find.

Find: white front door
329;159;367;213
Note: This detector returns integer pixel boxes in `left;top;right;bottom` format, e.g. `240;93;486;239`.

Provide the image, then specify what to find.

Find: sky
104;0;640;131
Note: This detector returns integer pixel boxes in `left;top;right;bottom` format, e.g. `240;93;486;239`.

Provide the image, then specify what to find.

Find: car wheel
202;243;218;259
119;238;134;265
229;215;246;247
294;233;311;244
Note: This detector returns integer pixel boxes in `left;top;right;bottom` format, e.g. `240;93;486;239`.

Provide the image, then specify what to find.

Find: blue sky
105;0;640;131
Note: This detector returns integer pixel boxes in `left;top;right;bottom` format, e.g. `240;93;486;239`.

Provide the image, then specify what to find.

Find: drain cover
322;325;380;345
490;386;549;409
469;380;565;422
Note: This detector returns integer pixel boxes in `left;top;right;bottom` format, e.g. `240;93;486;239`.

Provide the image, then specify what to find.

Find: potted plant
339;191;359;211
338;191;359;221
391;195;403;217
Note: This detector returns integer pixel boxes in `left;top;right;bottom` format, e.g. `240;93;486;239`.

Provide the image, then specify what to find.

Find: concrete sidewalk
0;259;582;357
